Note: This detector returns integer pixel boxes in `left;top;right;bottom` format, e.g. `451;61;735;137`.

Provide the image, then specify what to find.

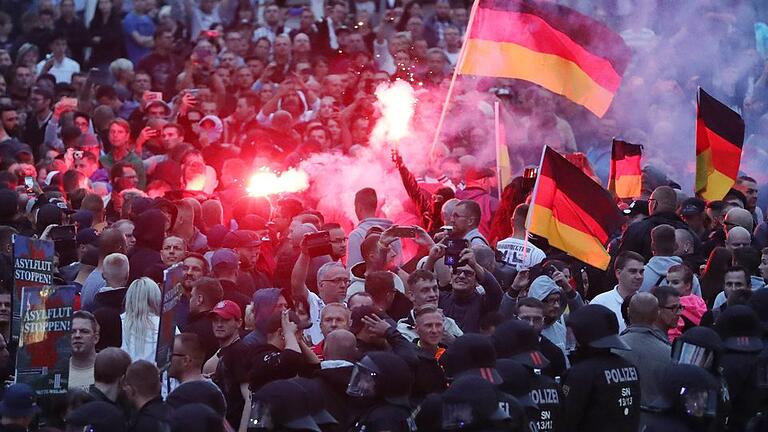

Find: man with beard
69;310;100;390
0;105;25;164
174;253;209;332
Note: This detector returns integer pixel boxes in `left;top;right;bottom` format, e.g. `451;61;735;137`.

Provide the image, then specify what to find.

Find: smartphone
51;225;78;266
389;226;417;238
444;238;468;267
303;231;333;258
143;91;163;103
187;88;200;96
24;176;34;193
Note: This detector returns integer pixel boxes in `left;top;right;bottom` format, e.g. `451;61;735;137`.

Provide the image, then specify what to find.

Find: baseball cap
72;209;94;228
715;305;764;352
222;230;262;248
680;197;705;217
0;384;38;418
66;401;126;432
76;227;100;246
211;248;239;268
567;304;630;350
210;300;242;321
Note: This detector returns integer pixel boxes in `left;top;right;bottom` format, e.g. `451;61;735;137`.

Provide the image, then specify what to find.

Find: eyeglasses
661;304;685;312
322;278;350;285
452;269;475;277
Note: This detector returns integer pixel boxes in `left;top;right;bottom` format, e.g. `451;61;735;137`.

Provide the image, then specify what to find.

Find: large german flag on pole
526;147;624;269
458;0;632;117
695;88;745;201
608;139;643;199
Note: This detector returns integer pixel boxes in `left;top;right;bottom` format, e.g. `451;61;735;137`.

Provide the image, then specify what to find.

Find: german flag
458;0;631;117
526;147;624;269
695;88;745;201
608;140;643;199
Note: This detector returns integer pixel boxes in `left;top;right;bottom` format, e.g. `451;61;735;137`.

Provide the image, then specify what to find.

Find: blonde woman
121;277;162;363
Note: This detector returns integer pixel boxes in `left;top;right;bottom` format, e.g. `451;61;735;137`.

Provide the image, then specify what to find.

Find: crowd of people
0;0;766;431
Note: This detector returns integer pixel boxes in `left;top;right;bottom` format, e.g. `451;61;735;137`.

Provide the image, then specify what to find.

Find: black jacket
181;310;218;360
619;212;700;261
128;209;166;283
438;271;503;333
127;397;170;432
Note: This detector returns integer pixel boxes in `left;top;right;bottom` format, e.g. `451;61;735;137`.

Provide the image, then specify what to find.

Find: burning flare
247;168;309;197
371;80;416;147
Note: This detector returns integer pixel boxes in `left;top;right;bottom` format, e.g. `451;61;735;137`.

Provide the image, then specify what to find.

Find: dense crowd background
0;0;766;431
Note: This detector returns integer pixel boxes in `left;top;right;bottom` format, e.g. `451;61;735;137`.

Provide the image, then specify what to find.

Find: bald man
620;186;701;261
726;226;752;250
703;207;756;258
314;329;360;430
617;293;671;408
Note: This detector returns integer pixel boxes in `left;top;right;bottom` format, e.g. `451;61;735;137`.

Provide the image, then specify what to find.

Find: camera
303;231;333;258
74;151;83;159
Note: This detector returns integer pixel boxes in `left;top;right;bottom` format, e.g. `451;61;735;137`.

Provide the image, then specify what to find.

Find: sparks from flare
371;80;416;149
247;168;309;197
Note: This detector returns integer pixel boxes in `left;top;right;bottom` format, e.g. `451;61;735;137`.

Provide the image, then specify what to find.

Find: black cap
442;334;502;384
76;227;99;246
252;380;320;432
66;401;126;432
222;230;262;248
715;305;764;352
492;320;550;369
36;203;63;227
567;304;630;350
680;197;706;216
495;359;536;408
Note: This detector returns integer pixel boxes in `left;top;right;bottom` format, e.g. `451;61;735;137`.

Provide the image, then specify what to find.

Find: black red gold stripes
608;140;642;199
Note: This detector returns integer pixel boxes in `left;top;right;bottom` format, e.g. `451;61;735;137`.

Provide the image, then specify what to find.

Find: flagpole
523;146;549;262
428;0;481;161
494;100;502;200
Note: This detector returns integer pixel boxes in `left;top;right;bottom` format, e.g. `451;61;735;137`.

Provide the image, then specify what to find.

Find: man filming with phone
425;243;502;332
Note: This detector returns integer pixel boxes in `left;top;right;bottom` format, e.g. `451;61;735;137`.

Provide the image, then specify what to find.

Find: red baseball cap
210;300;242;321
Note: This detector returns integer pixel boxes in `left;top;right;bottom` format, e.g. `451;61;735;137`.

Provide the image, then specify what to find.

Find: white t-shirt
305;291;325;345
589;286;627;333
68;360;95;390
495;237;546;270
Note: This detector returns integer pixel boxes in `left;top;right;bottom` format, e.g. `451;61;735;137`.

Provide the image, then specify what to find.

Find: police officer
247;379;322;431
671;326;730;431
346;351;415;432
496;359;543;432
440;334;502;384
562;304;641;432
415;375;524;432
493;320;563;432
715;305;765;431
288;378;339;431
642;363;720;432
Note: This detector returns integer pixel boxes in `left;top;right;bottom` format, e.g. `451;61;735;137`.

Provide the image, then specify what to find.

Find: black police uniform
347;352;416;432
671;326;731;432
716;305;765;432
563;304;641;432
248;343;317;391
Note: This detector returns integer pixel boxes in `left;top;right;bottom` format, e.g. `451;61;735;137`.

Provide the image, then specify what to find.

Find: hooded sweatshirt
640;255;702;296
128;209;167;283
527;276;568;353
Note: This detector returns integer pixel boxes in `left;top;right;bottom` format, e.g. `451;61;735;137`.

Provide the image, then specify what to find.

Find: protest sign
12;235;55;342
155;263;184;371
15;285;76;396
